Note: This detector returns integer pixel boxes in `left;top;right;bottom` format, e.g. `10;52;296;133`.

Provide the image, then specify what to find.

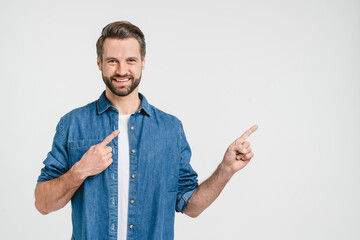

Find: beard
102;72;142;97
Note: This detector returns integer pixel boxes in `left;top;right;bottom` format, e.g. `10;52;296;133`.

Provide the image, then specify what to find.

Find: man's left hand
222;125;258;174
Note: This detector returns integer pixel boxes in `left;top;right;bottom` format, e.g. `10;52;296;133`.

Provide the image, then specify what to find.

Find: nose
115;61;129;76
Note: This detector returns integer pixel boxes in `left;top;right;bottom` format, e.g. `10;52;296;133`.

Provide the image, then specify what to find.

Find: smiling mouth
113;78;131;82
112;76;132;86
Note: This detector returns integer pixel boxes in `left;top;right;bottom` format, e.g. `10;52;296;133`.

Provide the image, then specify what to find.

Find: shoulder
58;100;97;129
148;103;183;129
139;92;183;128
65;100;97;118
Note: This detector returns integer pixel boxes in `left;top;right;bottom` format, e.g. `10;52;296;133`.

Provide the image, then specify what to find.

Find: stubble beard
102;73;142;97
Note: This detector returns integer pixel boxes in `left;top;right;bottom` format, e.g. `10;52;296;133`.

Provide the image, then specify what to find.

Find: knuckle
246;153;254;159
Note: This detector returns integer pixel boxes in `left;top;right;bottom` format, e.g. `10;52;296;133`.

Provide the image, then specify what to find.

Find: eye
108;59;117;64
127;58;137;63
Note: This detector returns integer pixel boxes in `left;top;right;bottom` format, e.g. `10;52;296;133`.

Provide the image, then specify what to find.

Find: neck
105;87;142;115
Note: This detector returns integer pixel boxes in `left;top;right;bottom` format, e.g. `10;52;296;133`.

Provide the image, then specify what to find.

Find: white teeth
114;78;129;82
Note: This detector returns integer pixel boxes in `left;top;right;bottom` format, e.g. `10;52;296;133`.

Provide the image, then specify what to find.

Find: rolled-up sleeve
37;117;69;184
175;122;198;213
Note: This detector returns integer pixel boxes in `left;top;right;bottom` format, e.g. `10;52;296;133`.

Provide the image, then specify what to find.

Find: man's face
97;38;145;97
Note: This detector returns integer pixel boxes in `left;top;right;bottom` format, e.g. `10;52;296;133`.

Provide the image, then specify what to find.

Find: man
35;21;258;240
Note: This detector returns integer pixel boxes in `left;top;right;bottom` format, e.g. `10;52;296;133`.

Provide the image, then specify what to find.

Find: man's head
96;21;146;97
96;21;146;62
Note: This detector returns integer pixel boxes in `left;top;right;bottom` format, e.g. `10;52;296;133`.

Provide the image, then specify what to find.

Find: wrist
217;162;234;183
69;162;87;186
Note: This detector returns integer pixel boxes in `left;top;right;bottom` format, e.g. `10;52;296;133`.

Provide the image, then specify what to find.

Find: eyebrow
105;56;140;61
105;57;117;61
127;57;140;60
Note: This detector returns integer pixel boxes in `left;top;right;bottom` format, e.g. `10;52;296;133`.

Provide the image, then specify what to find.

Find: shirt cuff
175;188;196;213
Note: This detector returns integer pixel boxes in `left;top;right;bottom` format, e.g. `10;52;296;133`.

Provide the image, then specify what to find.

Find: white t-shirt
118;114;131;240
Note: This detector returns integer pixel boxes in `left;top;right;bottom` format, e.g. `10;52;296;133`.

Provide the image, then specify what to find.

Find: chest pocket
68;139;103;168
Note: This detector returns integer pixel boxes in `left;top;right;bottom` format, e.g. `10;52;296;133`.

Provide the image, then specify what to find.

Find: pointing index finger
238;124;258;142
100;130;120;147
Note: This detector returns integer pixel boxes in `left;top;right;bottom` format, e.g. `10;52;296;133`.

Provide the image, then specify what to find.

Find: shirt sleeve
37;117;69;184
175;121;198;213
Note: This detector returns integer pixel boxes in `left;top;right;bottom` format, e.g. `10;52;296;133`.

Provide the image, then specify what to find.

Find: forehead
102;38;141;58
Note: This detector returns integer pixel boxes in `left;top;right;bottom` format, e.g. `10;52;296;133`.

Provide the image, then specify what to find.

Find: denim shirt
37;91;198;240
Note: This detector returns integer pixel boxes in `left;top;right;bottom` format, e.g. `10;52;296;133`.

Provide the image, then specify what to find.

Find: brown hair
96;21;146;62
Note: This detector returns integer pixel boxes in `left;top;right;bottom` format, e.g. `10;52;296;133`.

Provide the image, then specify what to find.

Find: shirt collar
96;91;151;116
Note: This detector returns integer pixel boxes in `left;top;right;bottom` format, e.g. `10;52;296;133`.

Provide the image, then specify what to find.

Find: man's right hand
74;130;120;180
35;129;120;215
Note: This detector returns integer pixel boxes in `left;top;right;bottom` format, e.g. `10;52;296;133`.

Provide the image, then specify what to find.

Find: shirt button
111;173;115;179
131;149;135;153
130;200;134;204
130;126;134;130
138;110;141;113
129;225;134;229
113;148;116;154
111;224;115;230
112;198;115;205
131;174;136;179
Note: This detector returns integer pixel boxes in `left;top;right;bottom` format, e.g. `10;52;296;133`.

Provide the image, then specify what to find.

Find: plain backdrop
0;0;359;239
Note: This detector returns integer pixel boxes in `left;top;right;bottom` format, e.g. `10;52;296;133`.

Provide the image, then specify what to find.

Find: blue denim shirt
37;91;198;240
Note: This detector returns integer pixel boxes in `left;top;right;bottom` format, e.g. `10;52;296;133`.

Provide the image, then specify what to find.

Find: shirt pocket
68;139;103;168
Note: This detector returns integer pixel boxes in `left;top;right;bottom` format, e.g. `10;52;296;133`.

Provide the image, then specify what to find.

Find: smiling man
35;21;258;240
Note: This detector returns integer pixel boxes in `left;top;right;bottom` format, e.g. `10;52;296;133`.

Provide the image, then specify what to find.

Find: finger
243;152;254;160
237;152;254;161
242;141;251;149
237;125;258;142
235;147;251;156
105;152;112;160
106;158;113;166
105;146;113;154
232;144;248;155
99;130;120;147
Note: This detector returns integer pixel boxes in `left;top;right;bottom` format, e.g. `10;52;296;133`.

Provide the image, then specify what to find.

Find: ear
141;57;146;70
97;57;102;71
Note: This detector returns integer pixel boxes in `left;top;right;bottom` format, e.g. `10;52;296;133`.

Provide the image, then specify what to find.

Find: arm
183;125;258;218
35;163;85;215
34;130;119;215
183;162;233;218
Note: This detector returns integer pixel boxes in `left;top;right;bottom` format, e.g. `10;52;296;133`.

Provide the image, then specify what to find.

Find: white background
0;0;359;239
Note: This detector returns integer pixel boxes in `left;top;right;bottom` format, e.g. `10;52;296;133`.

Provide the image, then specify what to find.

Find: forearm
34;163;85;215
183;162;234;218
